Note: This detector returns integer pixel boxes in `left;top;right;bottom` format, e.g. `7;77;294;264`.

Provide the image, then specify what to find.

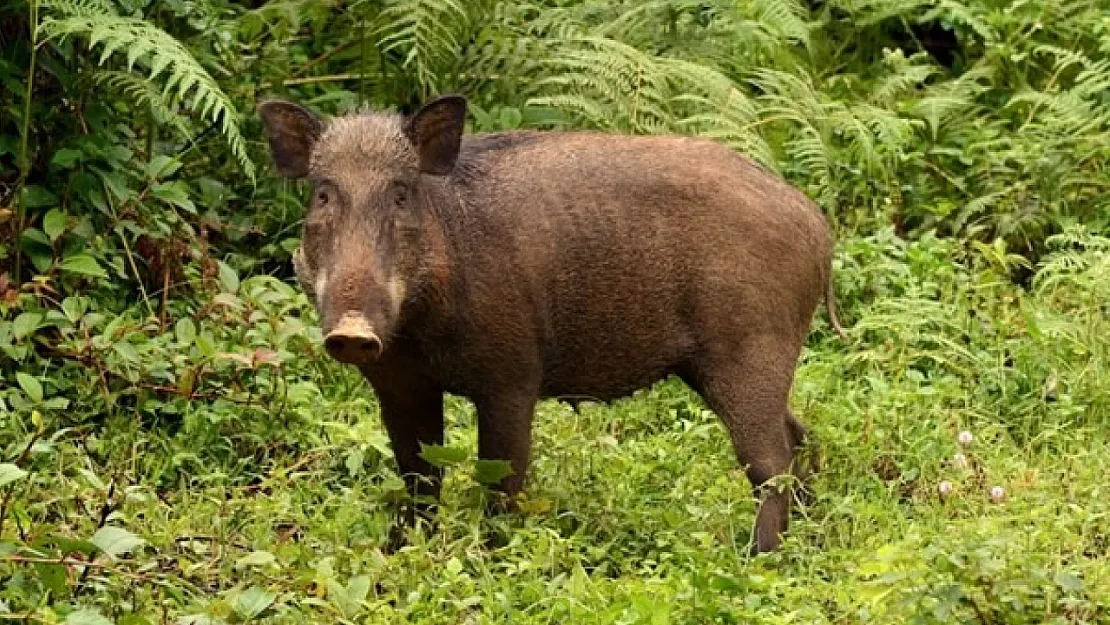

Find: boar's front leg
475;387;539;513
373;378;444;550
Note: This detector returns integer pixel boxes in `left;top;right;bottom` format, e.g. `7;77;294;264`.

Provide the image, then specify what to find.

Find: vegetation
1;0;1108;622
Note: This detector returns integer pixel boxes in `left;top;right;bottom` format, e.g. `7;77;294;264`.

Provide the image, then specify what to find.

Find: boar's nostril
323;316;383;364
324;332;382;363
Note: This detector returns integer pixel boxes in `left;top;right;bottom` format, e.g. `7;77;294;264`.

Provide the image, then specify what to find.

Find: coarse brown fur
259;94;846;555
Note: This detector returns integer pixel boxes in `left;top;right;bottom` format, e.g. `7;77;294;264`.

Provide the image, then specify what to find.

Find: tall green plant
36;0;255;180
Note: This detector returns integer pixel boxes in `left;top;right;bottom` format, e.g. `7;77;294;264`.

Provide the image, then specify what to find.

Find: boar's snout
323;312;383;365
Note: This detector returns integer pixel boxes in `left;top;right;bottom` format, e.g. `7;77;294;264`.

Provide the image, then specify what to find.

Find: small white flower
989;486;1006;503
957;431;974;446
938;480;953;496
953;453;969;469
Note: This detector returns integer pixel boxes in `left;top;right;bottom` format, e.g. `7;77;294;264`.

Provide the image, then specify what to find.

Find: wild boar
258;94;845;554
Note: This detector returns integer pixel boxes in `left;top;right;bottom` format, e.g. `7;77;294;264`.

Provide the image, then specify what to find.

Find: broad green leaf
211;293;243;310
146;155;183;179
176;369;195;396
79;468;108;491
43;208;66;242
1055;571;1083;593
235;550;277;569
328;575;371;619
44;397;71;410
45;535;98;557
233;586;276;620
20;227;51;247
91;526;145;558
99;170;133;203
16;372;43;403
65;609;114;625
60;254;108;278
37;562;68;599
151;180;196;213
61;297;88;323
113;341;140;363
20;228;55;273
51;148;83;168
175;318;197;345
474;459;514;485
217;261;239;293
195;332;216;358
500;107;523;129
20;185;58;208
12;312;43;339
0;463;29;488
344;449;364;477
419;444;469;468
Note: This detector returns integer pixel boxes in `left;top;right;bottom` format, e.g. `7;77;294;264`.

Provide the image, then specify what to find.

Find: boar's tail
825;270;848;341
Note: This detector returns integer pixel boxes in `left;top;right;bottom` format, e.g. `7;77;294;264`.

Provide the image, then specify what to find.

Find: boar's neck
403;171;521;343
401;177;476;334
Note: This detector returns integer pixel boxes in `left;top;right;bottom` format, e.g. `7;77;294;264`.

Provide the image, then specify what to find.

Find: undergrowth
1;0;1108;623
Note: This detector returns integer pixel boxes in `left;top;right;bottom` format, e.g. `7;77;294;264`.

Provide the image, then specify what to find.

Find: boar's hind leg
475;389;538;513
786;412;819;504
691;337;802;555
375;381;445;549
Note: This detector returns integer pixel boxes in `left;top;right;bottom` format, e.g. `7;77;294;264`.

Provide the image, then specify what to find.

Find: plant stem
0;428;42;539
14;0;40;285
1;554;149;583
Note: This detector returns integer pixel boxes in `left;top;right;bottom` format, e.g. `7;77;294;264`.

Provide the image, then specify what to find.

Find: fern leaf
90;70;193;141
38;3;256;181
373;0;486;93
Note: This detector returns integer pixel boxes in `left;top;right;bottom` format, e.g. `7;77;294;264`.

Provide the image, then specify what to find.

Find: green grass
3;227;1108;624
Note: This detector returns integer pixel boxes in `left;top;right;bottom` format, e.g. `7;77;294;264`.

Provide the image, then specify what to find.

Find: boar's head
258;95;466;365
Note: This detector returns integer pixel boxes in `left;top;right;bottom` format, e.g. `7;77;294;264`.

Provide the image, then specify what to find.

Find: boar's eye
392;181;409;208
311;182;338;210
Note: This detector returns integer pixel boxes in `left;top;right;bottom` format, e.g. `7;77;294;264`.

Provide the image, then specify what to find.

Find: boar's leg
374;379;445;549
475;389;538;513
691;337;802;555
786;412;819;504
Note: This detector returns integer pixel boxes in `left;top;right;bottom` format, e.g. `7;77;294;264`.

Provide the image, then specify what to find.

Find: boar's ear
257;99;323;178
405;94;467;175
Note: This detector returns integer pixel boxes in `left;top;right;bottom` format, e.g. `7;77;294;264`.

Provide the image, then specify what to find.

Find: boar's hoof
384;502;437;554
483;490;520;517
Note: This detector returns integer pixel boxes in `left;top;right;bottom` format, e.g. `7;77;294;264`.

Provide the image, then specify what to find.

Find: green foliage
37;0;255;180
1;0;1108;622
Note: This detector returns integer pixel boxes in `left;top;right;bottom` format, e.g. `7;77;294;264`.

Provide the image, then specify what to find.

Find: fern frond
784;124;832;195
374;0;485;93
871;49;940;106
40;0;116;17
823;0;932;28
90;70;194;141
1009;90;1106;136
666;59;775;167
38;1;255;180
530;36;674;133
920;0;996;44
751;0;811;47
1033;225;1110;297
1074;59;1110;102
593;1;695;43
908;65;994;141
